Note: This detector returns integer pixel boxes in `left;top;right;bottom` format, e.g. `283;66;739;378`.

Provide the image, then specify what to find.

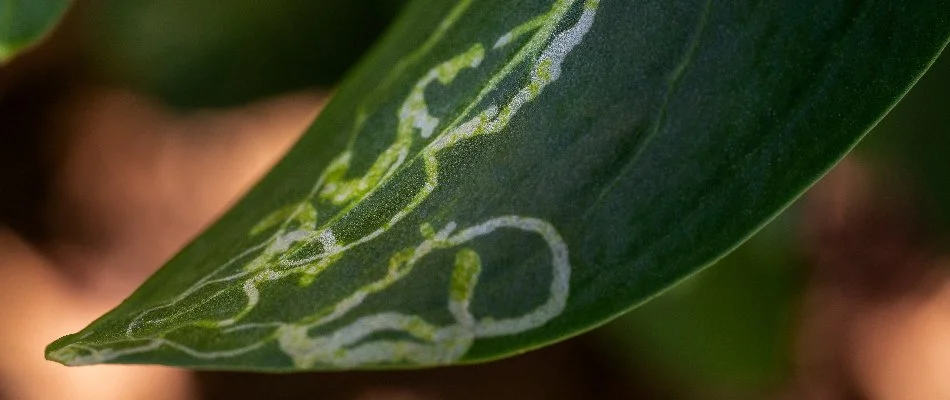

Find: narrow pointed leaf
47;0;950;370
0;0;69;63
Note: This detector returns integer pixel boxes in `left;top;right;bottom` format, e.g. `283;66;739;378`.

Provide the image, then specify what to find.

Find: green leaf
0;0;69;63
46;0;949;371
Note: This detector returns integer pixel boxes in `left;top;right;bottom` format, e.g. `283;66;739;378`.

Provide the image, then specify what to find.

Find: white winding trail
49;0;600;369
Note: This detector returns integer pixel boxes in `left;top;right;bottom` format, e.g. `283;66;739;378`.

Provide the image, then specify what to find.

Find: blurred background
1;1;948;399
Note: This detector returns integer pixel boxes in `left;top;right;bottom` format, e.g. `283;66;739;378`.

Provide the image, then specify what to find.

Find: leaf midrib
585;0;714;217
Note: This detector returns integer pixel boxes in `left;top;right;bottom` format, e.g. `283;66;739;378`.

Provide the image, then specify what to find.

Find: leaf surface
47;0;950;370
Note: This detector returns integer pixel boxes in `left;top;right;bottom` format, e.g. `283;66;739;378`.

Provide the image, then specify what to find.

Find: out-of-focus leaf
601;212;803;398
83;0;403;108
855;51;950;239
0;0;68;63
47;0;949;371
